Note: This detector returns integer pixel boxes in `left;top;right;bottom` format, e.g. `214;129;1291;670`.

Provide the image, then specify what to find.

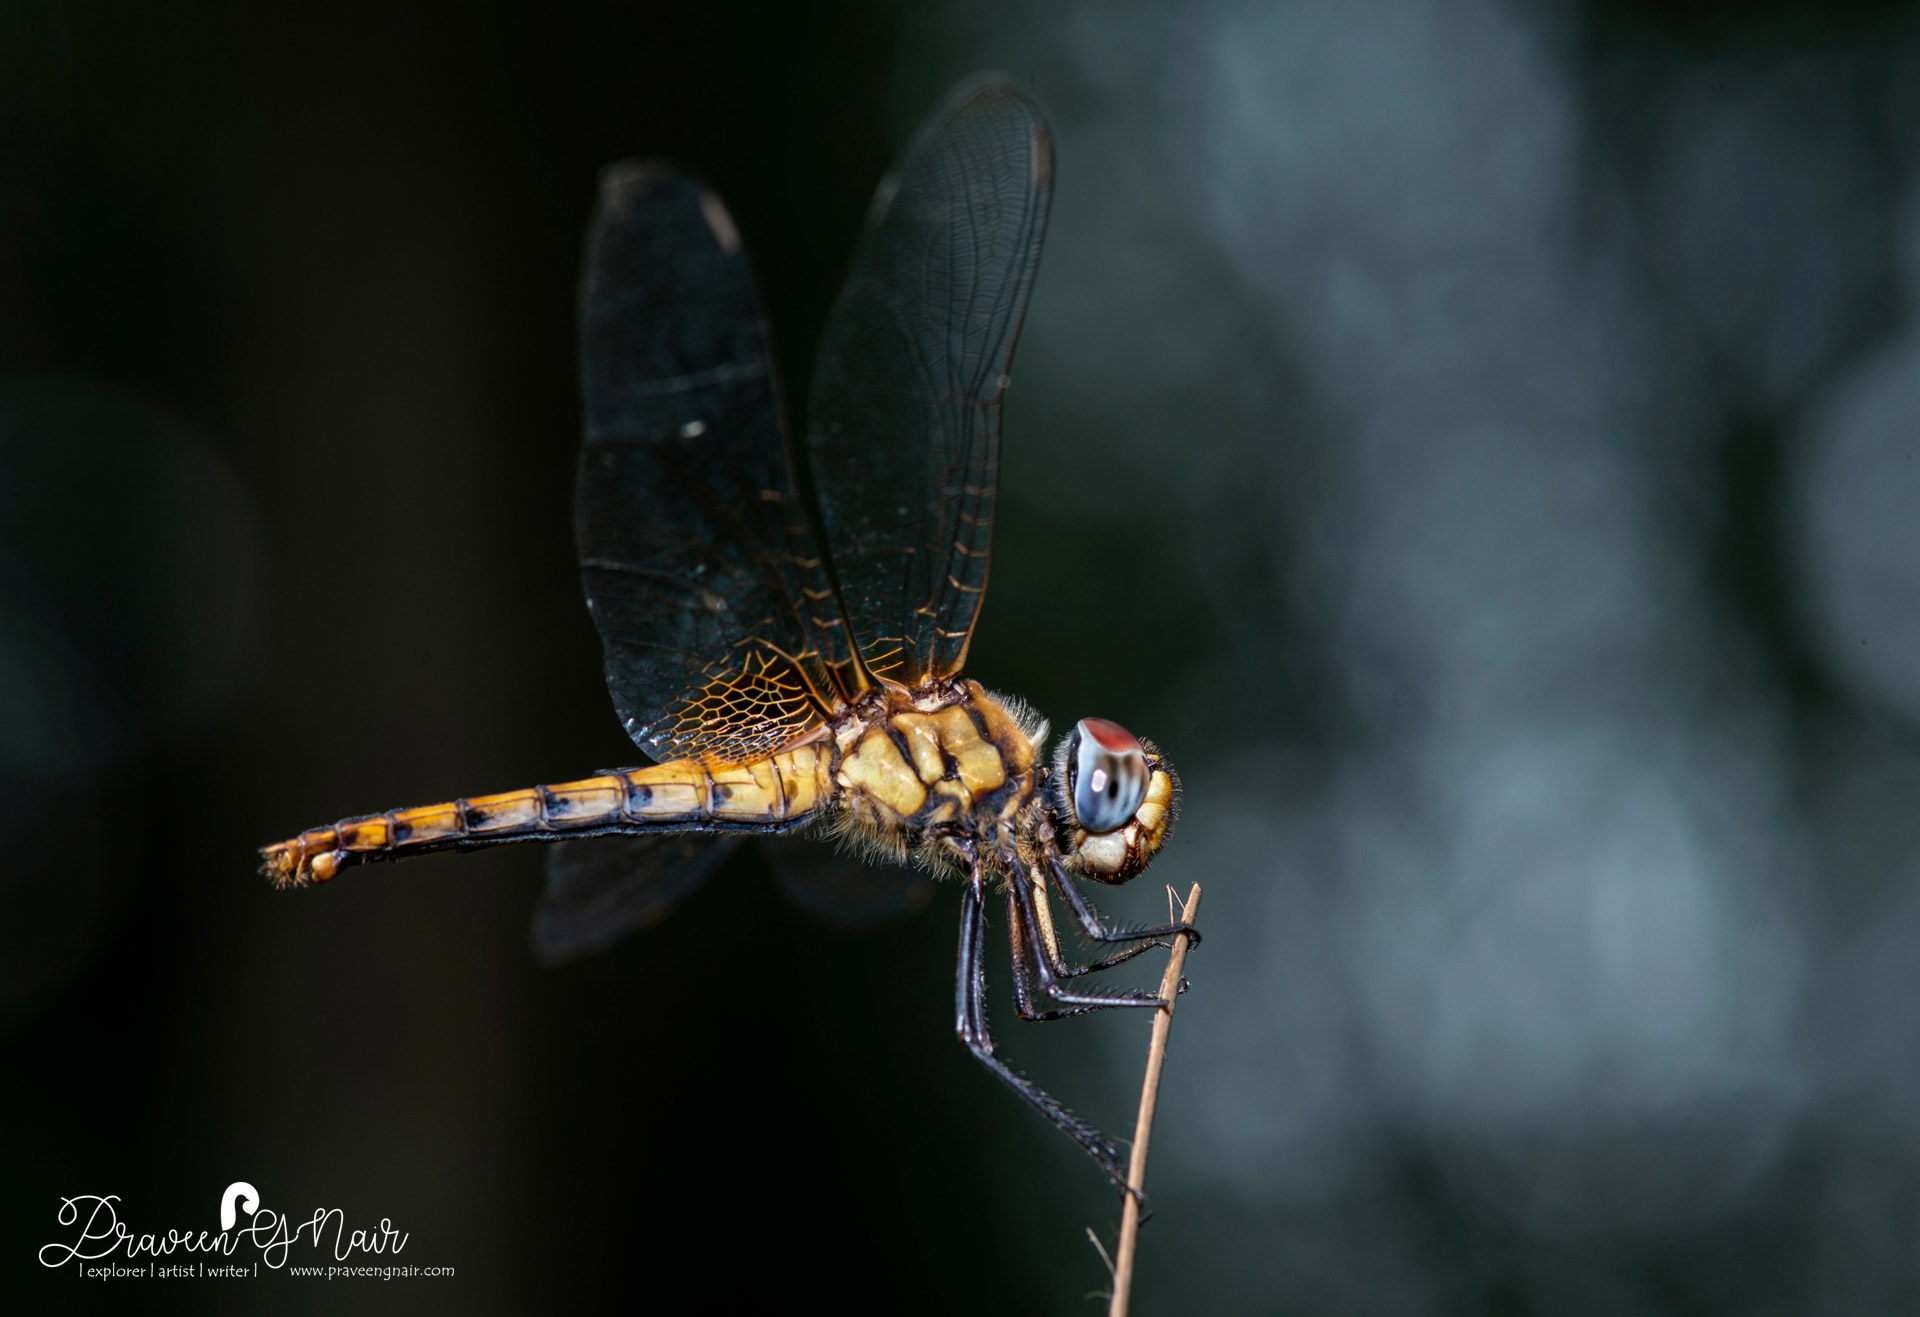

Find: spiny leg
1005;892;1128;1023
1048;852;1202;947
1009;867;1167;1013
955;860;1129;1187
1027;867;1170;980
1053;940;1170;979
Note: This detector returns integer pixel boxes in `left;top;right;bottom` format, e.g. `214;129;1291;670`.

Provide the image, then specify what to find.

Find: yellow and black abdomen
261;743;835;888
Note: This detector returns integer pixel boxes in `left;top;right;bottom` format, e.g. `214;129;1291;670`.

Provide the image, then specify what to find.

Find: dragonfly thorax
827;679;1047;875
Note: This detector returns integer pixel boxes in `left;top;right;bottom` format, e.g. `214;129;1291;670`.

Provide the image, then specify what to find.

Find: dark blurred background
10;0;1920;1312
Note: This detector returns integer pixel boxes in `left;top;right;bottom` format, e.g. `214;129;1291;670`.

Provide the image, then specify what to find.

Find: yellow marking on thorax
839;729;927;818
891;714;946;783
930;777;974;808
932;705;1006;793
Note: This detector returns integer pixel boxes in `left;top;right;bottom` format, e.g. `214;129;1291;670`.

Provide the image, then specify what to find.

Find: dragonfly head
1048;717;1179;884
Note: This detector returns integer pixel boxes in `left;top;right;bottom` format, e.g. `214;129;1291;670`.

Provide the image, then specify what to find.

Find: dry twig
1107;882;1202;1317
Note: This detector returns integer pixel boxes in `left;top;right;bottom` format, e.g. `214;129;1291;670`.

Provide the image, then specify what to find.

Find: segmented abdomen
260;743;833;887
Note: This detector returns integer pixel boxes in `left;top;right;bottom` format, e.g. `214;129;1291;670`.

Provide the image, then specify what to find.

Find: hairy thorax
827;678;1044;874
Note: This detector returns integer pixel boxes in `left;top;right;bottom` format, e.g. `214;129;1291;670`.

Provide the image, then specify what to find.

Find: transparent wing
578;162;869;765
805;76;1053;686
532;834;743;965
766;835;935;932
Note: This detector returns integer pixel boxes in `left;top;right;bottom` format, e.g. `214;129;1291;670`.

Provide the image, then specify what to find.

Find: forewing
766;835;935;932
533;834;743;965
579;162;867;764
806;76;1053;686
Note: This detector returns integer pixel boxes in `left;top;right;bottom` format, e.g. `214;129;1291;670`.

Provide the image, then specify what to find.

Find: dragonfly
260;74;1197;1189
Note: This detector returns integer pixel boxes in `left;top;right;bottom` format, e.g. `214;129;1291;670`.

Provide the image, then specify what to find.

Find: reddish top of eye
1079;717;1141;754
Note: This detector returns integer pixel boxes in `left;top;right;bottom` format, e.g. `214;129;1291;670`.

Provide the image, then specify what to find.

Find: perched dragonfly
261;74;1196;1187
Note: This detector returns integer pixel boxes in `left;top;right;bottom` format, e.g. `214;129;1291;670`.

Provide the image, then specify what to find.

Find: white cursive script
39;1186;410;1270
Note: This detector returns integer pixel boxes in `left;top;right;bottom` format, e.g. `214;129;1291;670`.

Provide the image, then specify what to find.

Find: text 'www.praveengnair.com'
285;1265;455;1279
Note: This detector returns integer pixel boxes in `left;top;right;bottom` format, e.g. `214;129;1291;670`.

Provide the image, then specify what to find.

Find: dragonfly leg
1054;940;1169;979
955;861;1130;1188
1007;868;1166;1013
1004;892;1130;1022
1026;866;1170;978
1047;853;1202;948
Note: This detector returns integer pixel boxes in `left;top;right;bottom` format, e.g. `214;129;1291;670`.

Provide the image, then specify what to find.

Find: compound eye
1071;717;1150;834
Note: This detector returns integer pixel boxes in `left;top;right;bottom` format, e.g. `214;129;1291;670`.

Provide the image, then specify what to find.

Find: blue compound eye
1070;717;1149;834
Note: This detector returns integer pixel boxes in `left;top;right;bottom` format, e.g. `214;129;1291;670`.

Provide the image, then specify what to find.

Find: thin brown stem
1108;882;1202;1317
